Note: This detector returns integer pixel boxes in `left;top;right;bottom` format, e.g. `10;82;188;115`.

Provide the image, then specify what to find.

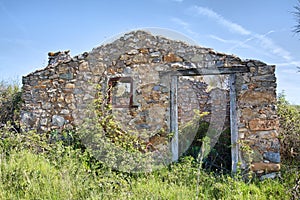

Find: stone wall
236;61;280;176
21;30;279;176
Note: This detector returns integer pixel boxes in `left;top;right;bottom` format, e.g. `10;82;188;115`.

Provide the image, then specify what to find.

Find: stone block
263;152;280;163
42;102;52;110
133;53;148;63
150;52;161;58
163;53;183;62
120;54;130;60
136;124;150;130
74;88;83;95
65;83;75;89
64;115;74;122
252;149;263;162
21;112;36;127
68;103;76;110
127;49;139;55
258;65;275;75
34;84;47;89
251;75;276;82
249;66;257;73
250;162;280;172
249;118;279;131
139;48;149;54
241;108;257;121
79;61;89;71
83;94;94;101
241;84;248;90
260;172;277;181
59;73;73;80
60;109;70;115
65;94;74;104
239;91;276;105
40;118;48;126
256;130;278;139
91;66;103;75
52;115;65;127
191;55;203;62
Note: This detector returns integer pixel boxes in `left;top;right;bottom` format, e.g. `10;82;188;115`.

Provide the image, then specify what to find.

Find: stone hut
21;30;280;176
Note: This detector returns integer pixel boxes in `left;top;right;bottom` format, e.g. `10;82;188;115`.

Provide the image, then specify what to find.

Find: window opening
108;77;133;108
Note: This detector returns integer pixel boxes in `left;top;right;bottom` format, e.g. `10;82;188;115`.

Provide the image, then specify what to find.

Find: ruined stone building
21;30;280;176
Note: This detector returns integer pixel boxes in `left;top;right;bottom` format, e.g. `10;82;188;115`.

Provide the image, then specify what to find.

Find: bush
277;93;300;163
0;125;298;199
0;81;22;129
0;126;131;199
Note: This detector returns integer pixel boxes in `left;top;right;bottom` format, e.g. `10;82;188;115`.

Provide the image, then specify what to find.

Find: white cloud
171;17;189;28
191;6;251;36
209;35;231;43
184;5;300;104
229;36;255;50
275;61;300;67
188;6;295;65
170;17;199;38
210;34;281;60
209;35;252;49
253;33;292;61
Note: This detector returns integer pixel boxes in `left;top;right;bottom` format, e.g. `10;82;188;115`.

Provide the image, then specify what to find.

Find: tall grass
0;82;298;199
0;130;296;199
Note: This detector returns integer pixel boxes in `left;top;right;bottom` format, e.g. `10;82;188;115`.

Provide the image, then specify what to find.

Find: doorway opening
168;67;246;172
177;75;231;171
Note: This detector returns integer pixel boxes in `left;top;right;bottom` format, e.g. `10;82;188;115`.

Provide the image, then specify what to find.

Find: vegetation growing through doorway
182;121;232;172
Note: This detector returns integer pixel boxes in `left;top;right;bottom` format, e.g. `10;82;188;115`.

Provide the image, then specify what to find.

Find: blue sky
0;0;300;104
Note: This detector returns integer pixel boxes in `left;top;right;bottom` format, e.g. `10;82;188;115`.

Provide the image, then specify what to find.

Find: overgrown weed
0;82;298;199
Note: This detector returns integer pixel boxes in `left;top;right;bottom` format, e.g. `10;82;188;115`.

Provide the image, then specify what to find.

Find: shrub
0;81;22;129
0;124;298;199
277;93;300;163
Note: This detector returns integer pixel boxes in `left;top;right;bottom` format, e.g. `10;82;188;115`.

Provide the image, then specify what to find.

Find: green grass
0;83;298;199
0;140;297;199
0;126;298;200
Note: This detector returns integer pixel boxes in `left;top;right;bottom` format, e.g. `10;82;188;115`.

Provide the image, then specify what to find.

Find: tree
294;0;300;34
293;1;300;72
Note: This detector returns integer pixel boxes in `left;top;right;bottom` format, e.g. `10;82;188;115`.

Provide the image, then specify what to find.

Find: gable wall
21;31;279;175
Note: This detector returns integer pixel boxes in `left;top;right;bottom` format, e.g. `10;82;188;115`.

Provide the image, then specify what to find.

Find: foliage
277;93;300;199
92;84;146;152
0;81;299;199
0;121;297;199
77;84;169;173
277;93;300;163
294;1;300;71
0;81;22;128
294;0;300;34
183;121;232;172
0;128;296;200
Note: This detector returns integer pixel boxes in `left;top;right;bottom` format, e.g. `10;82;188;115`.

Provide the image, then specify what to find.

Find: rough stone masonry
21;30;280;177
